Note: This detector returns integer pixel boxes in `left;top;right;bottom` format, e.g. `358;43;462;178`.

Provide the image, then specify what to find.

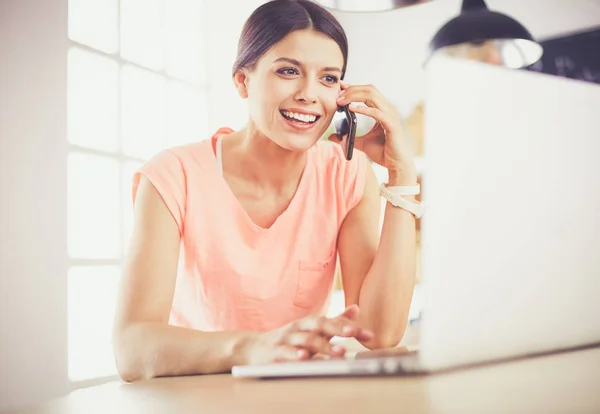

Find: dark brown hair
232;0;349;78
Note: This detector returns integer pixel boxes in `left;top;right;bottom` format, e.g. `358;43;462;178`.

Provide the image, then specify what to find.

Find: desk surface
7;346;600;414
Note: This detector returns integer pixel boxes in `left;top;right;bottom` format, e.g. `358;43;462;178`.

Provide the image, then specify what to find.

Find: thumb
339;304;360;320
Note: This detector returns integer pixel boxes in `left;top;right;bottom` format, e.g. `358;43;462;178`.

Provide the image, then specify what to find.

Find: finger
345;83;378;91
334;319;375;341
273;345;310;363
347;104;391;131
320;344;347;358
337;85;386;108
296;316;341;337
331;308;376;342
356;329;375;342
339;304;359;320
348;103;381;120
337;92;379;108
331;344;346;357
294;315;374;342
285;332;343;357
325;316;375;341
296;315;353;339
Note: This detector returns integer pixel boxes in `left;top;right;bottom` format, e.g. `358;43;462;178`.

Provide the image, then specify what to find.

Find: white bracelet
384;183;420;196
379;183;424;218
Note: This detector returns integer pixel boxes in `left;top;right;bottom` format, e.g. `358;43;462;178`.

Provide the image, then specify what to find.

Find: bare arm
338;165;417;349
112;176;252;382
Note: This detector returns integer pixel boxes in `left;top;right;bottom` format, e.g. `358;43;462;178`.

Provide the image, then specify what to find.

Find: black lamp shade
429;3;543;68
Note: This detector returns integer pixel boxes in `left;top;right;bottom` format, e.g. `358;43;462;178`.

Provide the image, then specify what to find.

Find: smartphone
333;105;357;161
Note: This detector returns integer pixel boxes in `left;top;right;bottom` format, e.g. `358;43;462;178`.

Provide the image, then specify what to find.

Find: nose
294;78;318;104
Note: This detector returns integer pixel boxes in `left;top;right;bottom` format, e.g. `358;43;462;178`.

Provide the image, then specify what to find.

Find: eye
323;75;339;84
277;67;299;76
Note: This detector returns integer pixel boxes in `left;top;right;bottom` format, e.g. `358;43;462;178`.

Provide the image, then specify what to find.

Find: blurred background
1;0;599;411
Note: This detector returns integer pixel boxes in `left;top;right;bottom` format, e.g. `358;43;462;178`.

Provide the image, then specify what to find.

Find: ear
233;69;250;99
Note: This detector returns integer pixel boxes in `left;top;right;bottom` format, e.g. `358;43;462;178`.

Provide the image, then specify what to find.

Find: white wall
204;0;267;132
0;0;69;411
1;0;599;411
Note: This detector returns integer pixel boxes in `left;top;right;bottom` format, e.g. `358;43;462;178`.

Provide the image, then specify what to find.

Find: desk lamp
429;0;543;68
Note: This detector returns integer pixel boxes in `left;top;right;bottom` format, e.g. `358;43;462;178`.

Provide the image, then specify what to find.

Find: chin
277;125;326;152
277;132;321;153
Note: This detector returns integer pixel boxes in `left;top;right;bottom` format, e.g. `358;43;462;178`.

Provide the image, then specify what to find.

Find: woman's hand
241;305;373;365
332;81;417;184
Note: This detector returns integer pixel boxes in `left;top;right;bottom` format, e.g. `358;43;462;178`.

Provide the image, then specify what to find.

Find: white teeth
282;110;317;123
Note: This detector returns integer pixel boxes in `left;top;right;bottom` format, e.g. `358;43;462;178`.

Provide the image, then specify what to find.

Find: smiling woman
112;0;420;382
236;29;343;144
231;1;347;152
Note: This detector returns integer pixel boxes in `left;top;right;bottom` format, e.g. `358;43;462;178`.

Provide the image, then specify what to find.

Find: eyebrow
273;57;342;73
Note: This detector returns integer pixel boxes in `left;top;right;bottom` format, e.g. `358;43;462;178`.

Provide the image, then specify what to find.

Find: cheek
321;92;340;126
247;79;274;114
322;87;340;108
258;77;294;108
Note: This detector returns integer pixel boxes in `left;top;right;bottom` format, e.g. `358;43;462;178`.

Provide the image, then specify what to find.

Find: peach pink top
132;128;367;332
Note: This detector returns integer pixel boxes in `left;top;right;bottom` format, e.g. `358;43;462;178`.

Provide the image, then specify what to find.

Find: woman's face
238;29;345;152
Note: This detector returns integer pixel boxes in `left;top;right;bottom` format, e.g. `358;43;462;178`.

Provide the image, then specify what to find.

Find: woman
113;0;419;382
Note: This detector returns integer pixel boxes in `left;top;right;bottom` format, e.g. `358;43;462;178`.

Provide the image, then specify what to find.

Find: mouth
279;110;321;126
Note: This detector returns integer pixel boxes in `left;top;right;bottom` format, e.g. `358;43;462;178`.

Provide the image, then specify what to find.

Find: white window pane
120;0;166;71
121;65;167;159
167;80;208;146
68;0;119;53
68;152;121;259
68;266;120;381
165;0;207;85
68;47;119;152
122;160;143;257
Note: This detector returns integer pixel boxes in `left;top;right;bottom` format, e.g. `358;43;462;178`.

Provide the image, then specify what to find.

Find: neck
225;123;308;194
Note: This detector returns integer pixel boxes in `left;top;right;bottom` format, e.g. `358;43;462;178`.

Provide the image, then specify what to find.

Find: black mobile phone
333;105;357;161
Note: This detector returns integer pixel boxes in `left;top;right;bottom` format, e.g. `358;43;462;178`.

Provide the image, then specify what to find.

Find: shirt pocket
293;250;337;309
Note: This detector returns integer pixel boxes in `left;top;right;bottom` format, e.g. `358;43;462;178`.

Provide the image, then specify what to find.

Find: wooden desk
7;346;600;414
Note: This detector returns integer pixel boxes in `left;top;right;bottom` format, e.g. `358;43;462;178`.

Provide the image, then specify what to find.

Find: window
67;0;208;384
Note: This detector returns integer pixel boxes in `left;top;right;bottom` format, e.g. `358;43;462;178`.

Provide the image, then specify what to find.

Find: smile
279;110;320;124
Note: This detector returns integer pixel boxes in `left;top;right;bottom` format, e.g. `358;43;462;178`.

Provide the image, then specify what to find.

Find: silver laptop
232;55;600;379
